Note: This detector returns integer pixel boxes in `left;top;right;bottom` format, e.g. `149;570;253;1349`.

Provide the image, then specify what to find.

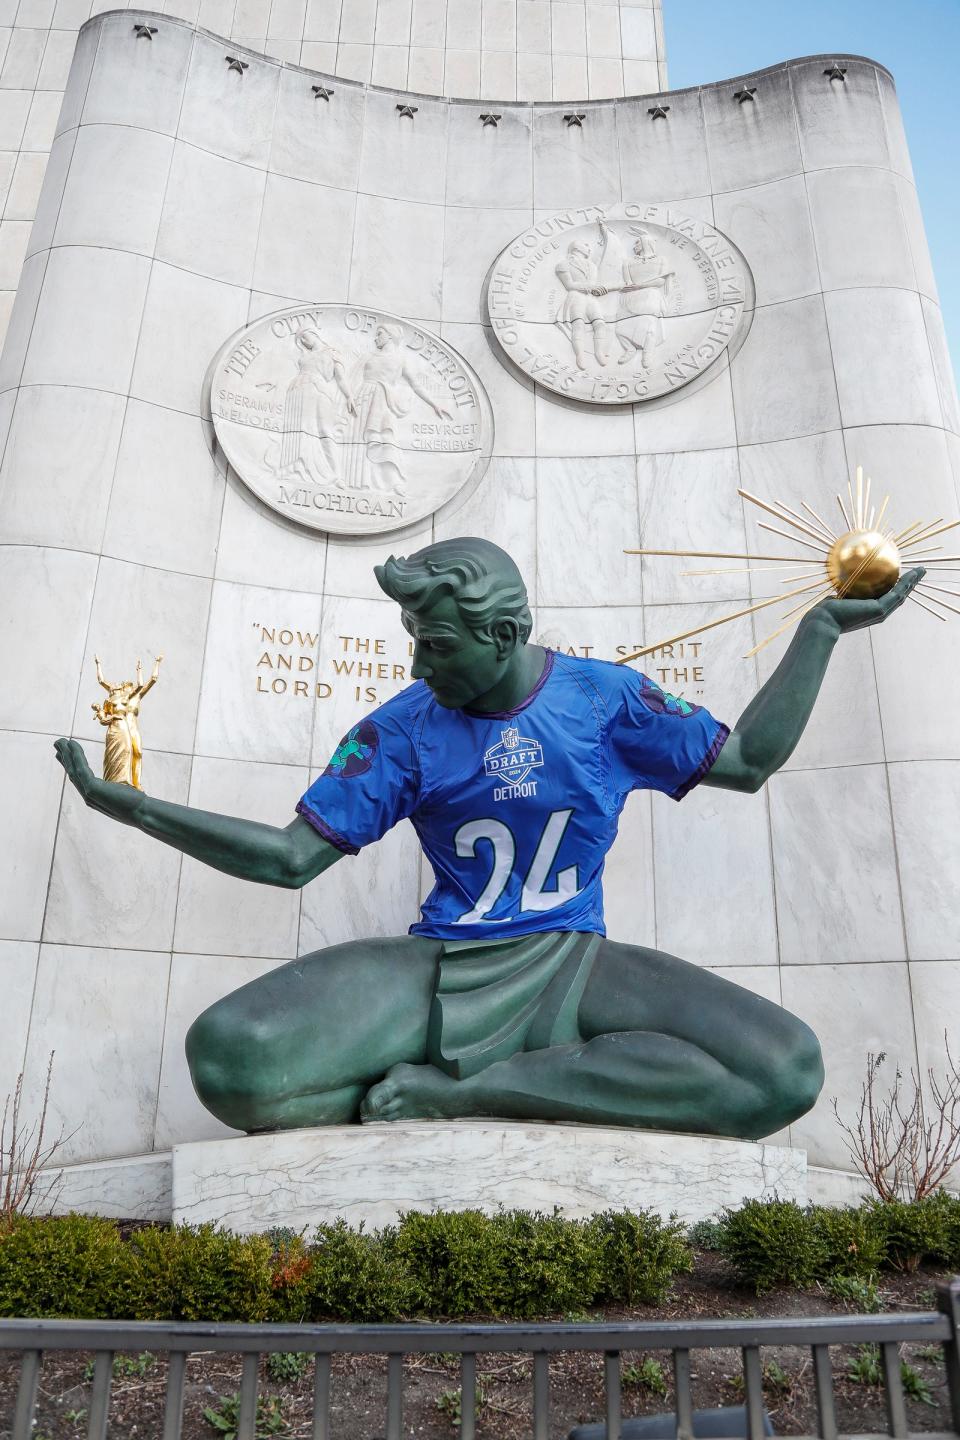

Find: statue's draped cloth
428;931;601;1079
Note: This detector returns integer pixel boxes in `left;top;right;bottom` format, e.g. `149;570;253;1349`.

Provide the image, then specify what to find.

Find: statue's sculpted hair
375;538;533;645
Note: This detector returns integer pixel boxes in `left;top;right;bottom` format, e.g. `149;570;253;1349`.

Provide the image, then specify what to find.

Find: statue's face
402;594;514;710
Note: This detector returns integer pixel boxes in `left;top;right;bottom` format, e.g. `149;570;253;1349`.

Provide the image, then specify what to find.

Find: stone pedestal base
171;1121;806;1235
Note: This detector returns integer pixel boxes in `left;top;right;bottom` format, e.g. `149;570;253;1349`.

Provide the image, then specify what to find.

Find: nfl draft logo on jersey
484;726;544;801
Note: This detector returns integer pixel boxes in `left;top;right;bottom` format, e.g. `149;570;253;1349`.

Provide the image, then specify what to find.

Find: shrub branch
0;1052;73;1230
831;1043;960;1202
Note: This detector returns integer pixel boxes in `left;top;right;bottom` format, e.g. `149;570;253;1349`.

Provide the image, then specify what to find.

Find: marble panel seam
58;9;97;128
178;498;225;764
700;157;913;203
0;730;348;773
293;541;328;965
750;287;841;451
746;286;930;321
918;301;955;436
840;418;958;439
149;948;176;1150
6;947;39;1078
878;709;939;974
737;511;783;975
0;245;46;388
0;372;212;443
864;62;898;181
39;235;289;292
9;529;960;596
24;127;78;260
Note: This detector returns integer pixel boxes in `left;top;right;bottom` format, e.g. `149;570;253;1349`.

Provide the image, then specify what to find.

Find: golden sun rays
618;466;960;665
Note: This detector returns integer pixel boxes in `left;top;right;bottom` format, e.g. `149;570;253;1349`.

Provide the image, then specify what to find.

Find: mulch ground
1;1256;955;1439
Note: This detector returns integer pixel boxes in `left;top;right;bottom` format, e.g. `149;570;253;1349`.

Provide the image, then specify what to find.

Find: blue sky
663;0;960;383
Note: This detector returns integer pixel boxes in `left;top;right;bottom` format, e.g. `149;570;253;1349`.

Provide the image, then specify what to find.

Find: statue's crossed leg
186;936;822;1141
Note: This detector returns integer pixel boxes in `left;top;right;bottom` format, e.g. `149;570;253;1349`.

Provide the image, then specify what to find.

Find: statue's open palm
54;738;143;823
817;567;924;634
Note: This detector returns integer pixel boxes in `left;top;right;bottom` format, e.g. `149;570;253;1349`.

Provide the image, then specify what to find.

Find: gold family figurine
90;654;163;789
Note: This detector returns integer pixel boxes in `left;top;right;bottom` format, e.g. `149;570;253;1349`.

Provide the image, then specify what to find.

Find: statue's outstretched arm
334;361;357;415
94;655;111;692
53;738;341;888
703;568;923;794
137;653;163;700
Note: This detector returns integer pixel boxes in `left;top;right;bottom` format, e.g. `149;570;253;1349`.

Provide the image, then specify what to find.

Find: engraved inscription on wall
487;202;755;406
209;305;494;537
253;627;709;715
253;624;412;708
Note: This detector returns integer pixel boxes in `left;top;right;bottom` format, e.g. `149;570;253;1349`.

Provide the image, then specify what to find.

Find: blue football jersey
296;651;728;941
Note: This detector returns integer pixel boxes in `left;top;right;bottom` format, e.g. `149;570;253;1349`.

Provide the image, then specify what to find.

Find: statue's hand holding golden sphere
623;464;955;660
816;565;925;635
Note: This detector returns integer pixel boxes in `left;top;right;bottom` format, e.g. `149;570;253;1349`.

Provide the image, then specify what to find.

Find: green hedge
0;1207;690;1322
2;1195;957;1319
717;1192;960;1293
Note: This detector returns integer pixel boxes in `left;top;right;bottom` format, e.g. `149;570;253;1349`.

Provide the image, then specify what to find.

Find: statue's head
375;538;532;709
631;227;656;260
375;323;403;351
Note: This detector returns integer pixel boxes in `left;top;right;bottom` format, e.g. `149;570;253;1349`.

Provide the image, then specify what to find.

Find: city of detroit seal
208;305;494;537
487;202;755;405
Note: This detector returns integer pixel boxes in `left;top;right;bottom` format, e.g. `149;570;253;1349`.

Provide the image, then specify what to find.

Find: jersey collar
462;648;555;720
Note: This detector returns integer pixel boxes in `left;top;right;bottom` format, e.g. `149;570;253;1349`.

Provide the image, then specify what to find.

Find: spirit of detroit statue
54;540;921;1139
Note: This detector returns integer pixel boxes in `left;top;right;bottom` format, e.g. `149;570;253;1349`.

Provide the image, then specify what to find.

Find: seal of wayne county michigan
486;202;755;406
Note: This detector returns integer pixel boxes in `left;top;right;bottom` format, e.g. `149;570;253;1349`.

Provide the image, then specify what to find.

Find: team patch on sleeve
324;720;379;778
637;675;702;717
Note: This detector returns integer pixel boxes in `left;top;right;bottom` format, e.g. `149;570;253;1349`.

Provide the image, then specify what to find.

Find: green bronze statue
54;540;922;1140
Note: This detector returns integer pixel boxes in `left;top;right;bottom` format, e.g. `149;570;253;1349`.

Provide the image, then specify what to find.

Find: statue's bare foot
360;1062;461;1122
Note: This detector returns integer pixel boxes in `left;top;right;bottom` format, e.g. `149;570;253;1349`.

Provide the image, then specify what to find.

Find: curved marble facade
0;13;957;1184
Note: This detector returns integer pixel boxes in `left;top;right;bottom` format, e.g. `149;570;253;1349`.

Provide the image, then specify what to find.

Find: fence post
937;1278;960;1433
12;1349;41;1440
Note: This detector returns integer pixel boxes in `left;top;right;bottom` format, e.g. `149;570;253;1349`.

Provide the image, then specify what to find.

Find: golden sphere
826;529;901;599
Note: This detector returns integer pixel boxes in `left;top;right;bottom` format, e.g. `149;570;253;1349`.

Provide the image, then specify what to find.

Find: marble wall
0;16;957;1189
0;0;665;357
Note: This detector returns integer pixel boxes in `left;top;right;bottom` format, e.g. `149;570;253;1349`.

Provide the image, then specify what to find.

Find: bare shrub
832;1042;960;1202
0;1052;72;1229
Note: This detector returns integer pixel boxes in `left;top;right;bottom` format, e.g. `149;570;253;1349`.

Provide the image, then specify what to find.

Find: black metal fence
3;1280;960;1440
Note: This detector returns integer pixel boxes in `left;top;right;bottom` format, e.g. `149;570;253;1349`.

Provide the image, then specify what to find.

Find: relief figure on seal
554;220;677;374
275;323;454;498
346;323;453;496
554;223;613;369
276;328;356;486
610;227;677;369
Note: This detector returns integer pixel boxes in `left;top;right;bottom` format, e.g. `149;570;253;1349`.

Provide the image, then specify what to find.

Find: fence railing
3;1279;960;1440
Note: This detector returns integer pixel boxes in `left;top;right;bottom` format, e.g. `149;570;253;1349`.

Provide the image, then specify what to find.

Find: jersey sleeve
607;670;729;802
295;701;420;854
